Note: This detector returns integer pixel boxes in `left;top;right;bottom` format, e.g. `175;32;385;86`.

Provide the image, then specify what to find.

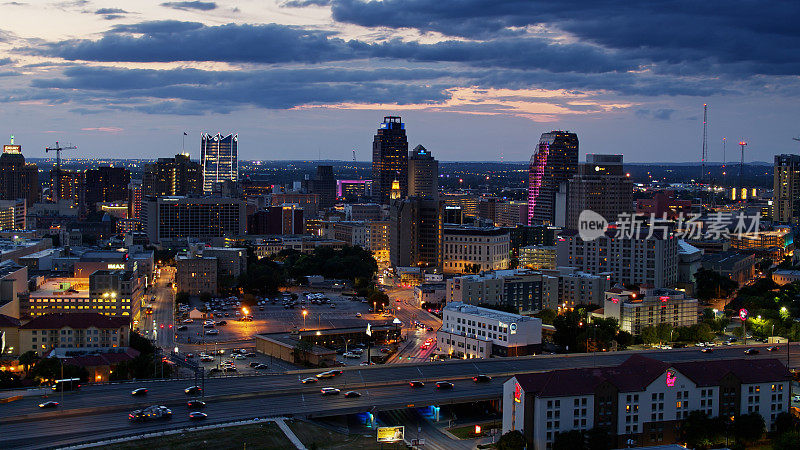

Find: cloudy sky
0;0;798;162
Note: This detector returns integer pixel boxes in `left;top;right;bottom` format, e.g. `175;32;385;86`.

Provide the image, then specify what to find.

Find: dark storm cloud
38;22;357;64
282;0;331;6
160;1;217;11
30;66;453;111
95;8;129;20
328;0;800;77
36;21;633;73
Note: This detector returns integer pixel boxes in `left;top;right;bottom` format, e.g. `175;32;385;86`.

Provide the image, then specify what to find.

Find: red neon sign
514;383;522;403
666;370;676;387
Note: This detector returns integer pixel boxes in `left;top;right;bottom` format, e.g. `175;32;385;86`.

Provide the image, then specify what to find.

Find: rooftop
29;277;89;298
20;312;130;330
444;301;536;323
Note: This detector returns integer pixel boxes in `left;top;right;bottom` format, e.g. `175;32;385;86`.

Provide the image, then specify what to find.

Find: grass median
98;422;290;450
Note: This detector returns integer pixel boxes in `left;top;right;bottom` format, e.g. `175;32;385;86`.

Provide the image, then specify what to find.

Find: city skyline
0;1;798;162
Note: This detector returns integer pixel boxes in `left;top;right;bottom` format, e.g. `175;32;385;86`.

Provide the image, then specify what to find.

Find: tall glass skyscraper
201;133;238;194
527;131;579;226
372;117;408;204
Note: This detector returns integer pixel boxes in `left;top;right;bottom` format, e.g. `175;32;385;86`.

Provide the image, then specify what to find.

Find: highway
3;344;799;449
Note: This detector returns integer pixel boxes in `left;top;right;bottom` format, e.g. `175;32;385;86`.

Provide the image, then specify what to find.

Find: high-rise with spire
201;133;238;194
372;117;408;204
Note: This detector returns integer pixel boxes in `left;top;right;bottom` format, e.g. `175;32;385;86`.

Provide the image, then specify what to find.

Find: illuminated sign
611;298;619;304
510;323;517;334
666;369;676;387
659;296;670;302
739;308;748;321
107;263;125;270
377;426;404;443
3;145;20;154
514;382;522;403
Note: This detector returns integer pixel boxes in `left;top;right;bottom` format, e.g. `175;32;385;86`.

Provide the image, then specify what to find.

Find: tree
681;410;724;448
129;331;155;354
495;430;526;450
615;330;633;349
585;427;613;450
553;310;582;351
175;291;190;305
641;326;659;346
773;431;800;450
535;309;557;325
772;412;797;436
29;358;88;384
553;430;584;450
367;291;390;310
18;351;39;374
694;268;738;302
733;412;765;444
292;339;313;364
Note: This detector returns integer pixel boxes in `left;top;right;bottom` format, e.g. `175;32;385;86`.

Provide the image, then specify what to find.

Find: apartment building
443;226;510;274
601;287;698;335
19;312;130;356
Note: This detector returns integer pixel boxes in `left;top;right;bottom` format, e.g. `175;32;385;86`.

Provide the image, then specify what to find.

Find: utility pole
45;141;78;203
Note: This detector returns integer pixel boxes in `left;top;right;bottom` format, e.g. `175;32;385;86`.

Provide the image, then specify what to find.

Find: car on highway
131;388;148;396
435;381;454;389
409;381;425;388
129;405;172;422
472;375;492;383
320;387;341;395
189;412;208;420
301;377;318;384
700;347;713;353
744;348;760;355
38;401;59;408
187;400;206;409
767;346;779;351
205;329;219;335
344;391;361;398
316;369;343;378
184;386;203;395
355;313;362;318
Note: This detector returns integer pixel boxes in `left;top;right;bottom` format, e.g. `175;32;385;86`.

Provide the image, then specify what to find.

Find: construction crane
353;149;356;162
45;141;77;203
738;140;747;196
701;104;708;187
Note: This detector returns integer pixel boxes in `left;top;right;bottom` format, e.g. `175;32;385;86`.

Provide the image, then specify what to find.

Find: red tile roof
515;355;789;398
20;313;130;330
63;348;140;368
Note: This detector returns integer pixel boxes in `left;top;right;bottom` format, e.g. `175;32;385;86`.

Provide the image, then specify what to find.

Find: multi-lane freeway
3;344;799;449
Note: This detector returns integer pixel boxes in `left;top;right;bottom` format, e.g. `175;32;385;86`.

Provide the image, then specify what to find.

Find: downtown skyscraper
527;131;579;226
201;133;238;194
408;144;439;200
372;116;408;204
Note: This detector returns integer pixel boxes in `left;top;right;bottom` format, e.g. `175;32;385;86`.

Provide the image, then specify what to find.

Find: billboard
377;426;404;443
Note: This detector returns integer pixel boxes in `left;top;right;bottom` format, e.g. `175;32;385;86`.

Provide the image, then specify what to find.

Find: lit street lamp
302;309;308;330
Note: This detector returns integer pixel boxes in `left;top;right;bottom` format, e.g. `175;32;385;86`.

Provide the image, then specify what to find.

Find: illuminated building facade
142;153;203;198
772;154;800;224
527;131;579;226
201;133;238;194
0;139;39;206
372;117;408;204
408;144;438;200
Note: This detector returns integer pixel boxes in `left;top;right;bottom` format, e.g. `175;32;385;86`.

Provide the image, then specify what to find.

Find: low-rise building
701;251;756;286
602;287;698;335
503;355;790;449
446;269;543;314
19;312;130;356
176;254;218;295
541;266;612;310
443;226;510;274
413;283;446;306
437;302;542;358
773;269;800;286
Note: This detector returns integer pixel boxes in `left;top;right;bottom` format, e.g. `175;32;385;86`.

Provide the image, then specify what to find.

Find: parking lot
175;290;388;346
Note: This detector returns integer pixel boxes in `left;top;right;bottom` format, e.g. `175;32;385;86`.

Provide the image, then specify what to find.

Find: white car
343;352;360;359
320;387;340;395
205;329;219;335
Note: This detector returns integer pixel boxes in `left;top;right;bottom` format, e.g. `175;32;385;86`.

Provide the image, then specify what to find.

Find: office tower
773;154;800;224
201;133;238;194
337;179;372;201
0;139;39;206
0;199;26;230
443;205;463;224
527;131;579;226
389;197;443;270
49;169;84;205
566;154;632;229
142;153;203;198
247;204;304;235
145;196;247;245
372;117;408;204
84;166;131;208
308;165;336;209
408;144;438;200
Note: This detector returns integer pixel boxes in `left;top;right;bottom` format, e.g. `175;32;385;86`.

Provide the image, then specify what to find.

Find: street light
302;309;308;330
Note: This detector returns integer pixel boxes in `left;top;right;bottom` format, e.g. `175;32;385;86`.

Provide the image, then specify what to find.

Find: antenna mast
701;104;708;198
